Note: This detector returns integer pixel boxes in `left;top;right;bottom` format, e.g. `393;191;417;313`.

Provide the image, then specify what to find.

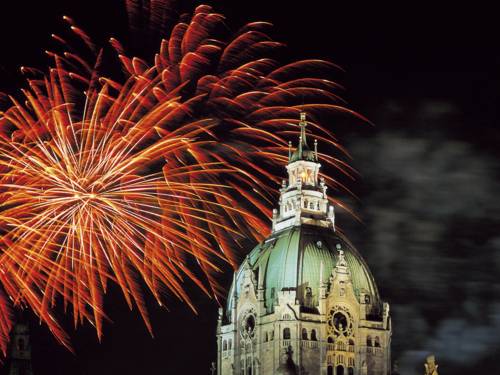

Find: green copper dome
227;224;381;316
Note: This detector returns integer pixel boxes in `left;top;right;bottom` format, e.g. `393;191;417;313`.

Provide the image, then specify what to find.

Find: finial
336;243;343;255
232;272;238;299
336;243;347;267
314;139;318;160
288;141;292;160
299;111;307;147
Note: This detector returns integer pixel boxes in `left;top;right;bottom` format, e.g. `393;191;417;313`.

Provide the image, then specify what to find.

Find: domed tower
216;113;391;375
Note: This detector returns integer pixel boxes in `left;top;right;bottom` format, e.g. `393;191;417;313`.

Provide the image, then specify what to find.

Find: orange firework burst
0;2;366;353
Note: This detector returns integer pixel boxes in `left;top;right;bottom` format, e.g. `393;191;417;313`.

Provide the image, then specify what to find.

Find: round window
245;315;255;333
332;312;348;332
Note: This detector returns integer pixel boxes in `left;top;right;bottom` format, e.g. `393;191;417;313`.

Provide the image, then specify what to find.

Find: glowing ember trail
0;2;366;352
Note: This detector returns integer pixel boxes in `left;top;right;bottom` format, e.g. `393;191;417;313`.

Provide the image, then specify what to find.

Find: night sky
0;1;498;374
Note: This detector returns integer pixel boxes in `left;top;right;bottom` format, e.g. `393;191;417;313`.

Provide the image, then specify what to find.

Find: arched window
348;368;354;375
309;201;314;209
229;339;232;350
328;336;334;344
375;336;381;347
327;366;334;375
302;328;308;340
367;336;372;347
336;364;345;375
270;331;274;341
223;340;227;351
264;332;268;342
283;327;291;340
311;329;317;341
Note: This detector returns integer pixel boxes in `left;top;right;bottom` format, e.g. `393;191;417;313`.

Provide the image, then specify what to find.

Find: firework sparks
0;2;365;353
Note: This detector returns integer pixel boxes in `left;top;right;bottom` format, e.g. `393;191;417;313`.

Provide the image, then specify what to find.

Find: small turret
424;355;439;375
7;314;34;375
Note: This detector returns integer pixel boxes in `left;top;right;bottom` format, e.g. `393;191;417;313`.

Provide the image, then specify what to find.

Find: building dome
216;112;391;375
227;224;381;317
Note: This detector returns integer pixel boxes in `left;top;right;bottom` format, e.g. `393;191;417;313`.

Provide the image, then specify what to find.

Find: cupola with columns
273;112;334;232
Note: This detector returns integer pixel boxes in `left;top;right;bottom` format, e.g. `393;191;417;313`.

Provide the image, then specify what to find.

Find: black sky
0;1;498;374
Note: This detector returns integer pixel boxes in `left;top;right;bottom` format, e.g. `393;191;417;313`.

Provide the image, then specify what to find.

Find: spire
319;260;324;285
299;111;308;151
289;112;316;163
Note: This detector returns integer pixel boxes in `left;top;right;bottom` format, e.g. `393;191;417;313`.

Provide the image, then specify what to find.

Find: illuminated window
348;339;355;352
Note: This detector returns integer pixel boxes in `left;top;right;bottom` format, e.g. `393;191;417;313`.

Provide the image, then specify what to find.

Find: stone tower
216;113;392;375
7;319;34;375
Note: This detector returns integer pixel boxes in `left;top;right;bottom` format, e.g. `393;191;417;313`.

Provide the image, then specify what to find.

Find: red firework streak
0;2;367;353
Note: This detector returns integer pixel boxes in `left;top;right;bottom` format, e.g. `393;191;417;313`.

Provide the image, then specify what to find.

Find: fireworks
0;2;364;353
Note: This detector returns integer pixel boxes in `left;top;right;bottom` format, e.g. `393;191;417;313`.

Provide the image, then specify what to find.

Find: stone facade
216;113;392;375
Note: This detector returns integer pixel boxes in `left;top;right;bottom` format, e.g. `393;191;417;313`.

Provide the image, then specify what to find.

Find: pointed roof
289;112;317;163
